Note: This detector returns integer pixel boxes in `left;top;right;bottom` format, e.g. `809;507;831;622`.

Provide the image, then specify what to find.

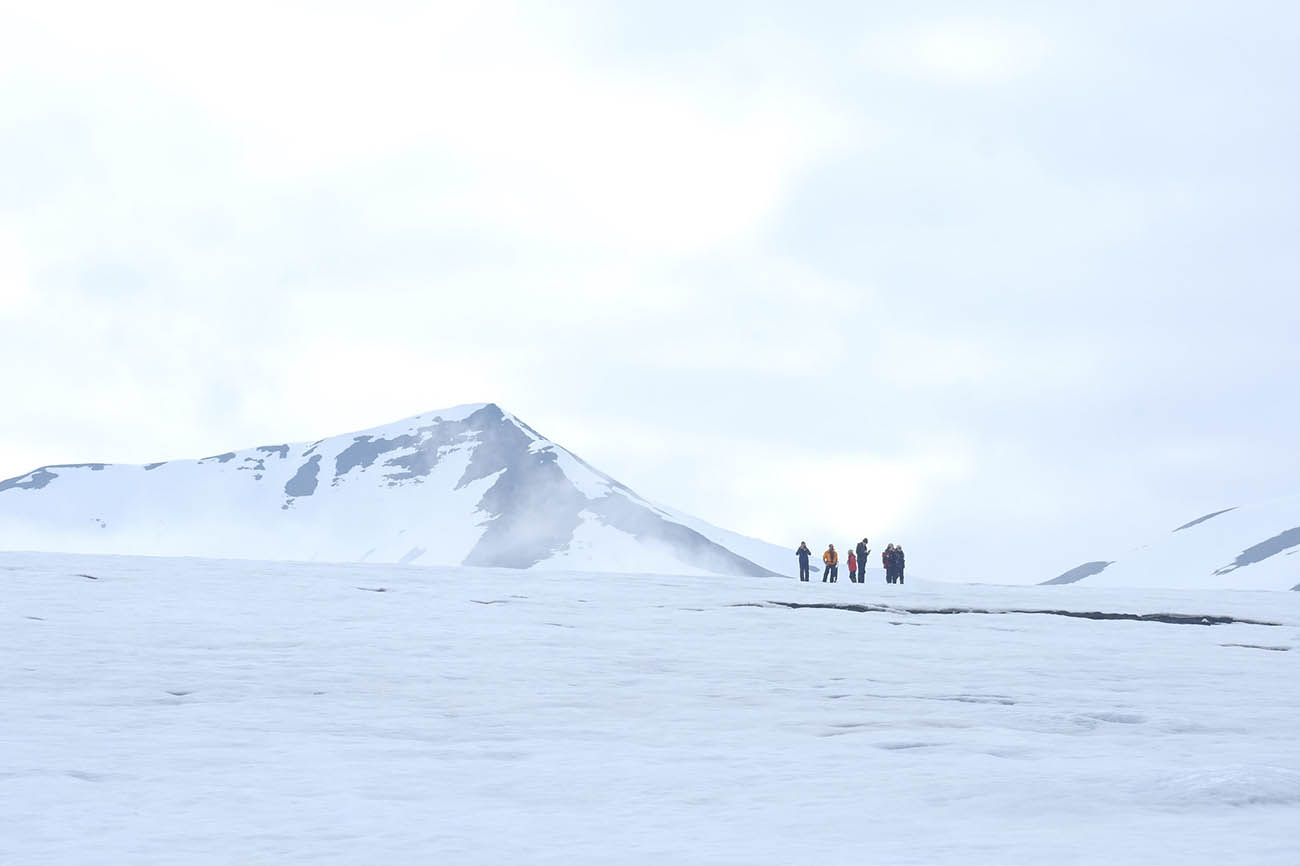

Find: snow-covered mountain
0;403;787;576
1044;495;1300;591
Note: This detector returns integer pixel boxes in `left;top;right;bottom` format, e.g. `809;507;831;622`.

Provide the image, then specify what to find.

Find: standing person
883;544;896;584
795;542;812;582
846;549;858;583
855;538;870;583
822;544;838;582
895;546;906;585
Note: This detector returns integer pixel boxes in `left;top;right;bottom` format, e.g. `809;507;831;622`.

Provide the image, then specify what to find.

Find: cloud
873;19;1051;85
1;2;1298;586
0;228;32;315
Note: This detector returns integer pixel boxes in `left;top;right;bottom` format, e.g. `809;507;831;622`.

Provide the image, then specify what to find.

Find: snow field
3;552;1299;865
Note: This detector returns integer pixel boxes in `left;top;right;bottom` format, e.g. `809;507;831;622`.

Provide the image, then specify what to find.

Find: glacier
4;550;1299;865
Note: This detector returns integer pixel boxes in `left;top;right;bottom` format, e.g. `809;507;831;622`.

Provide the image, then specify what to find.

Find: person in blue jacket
795;542;812;581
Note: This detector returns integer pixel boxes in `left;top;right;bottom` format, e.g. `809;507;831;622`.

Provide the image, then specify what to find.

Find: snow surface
5;551;1299;865
1050;494;1300;591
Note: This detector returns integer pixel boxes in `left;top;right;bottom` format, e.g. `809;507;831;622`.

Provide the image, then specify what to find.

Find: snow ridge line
743;602;1282;627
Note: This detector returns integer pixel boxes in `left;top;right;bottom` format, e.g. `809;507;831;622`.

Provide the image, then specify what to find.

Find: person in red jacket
847;550;858;582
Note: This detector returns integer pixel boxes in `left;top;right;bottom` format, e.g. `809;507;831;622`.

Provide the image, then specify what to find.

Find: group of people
794;539;906;584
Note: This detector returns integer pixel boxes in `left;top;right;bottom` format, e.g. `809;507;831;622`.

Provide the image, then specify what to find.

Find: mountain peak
0;407;786;577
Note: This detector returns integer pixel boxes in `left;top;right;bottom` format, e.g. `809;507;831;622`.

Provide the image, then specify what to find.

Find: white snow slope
5;551;1300;865
1046;495;1300;591
0;403;788;577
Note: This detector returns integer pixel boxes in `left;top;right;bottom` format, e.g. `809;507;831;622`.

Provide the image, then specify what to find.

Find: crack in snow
746;602;1282;627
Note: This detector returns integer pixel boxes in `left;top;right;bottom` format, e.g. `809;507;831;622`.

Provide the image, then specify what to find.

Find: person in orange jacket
822;544;838;582
846;549;858;582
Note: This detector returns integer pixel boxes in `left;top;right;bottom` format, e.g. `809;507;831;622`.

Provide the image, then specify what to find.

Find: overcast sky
2;1;1297;582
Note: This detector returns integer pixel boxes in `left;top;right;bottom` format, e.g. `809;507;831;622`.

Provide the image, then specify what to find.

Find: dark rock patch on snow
258;445;290;459
463;443;585;568
1173;508;1237;532
284;455;322;497
144;462;166;471
1213;527;1300;574
0;468;58;492
1042;561;1113;585
202;453;236;464
757;601;1281;627
336;432;421;478
0;463;109;493
398;547;426;565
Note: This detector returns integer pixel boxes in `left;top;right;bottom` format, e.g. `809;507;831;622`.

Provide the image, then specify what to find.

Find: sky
2;1;1298;583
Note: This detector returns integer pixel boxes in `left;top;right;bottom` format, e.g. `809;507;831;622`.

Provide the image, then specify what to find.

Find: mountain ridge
1043;495;1300;591
0;403;787;576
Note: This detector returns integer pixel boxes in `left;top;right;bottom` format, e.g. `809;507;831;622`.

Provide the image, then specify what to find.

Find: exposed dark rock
144;462;166;471
284;455;322;497
1174;508;1237;532
258;445;290;459
463;441;586;569
398;547;426;565
0;463;110;493
0;468;58;492
202;453;236;464
1214;527;1300;574
336;432;422;478
1042;561;1113;585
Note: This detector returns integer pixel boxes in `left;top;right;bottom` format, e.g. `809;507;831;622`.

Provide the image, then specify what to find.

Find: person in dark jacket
795;542;812;581
895;546;906;584
883;544;896;584
855;538;869;583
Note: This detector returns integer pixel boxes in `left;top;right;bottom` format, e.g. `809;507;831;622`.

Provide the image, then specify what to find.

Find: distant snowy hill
1044;496;1300;591
0;403;787;576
